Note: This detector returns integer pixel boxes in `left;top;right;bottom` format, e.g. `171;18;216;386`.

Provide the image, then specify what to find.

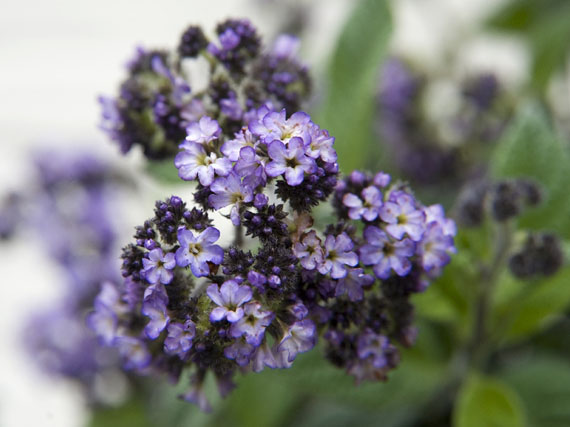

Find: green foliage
89;394;154;427
490;103;570;239
453;374;526;427
500;354;570;427
146;157;182;183
487;0;570;92
317;0;392;173
492;265;570;344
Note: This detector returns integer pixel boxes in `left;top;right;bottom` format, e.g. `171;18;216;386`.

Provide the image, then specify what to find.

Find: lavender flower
265;137;316;186
342;186;383;221
175;227;224;276
207;280;252;322
360;226;415;279
229;302;274;345
175;141;232;186
318;233;358;279
380;191;425;241
208;173;254;225
142;248;176;284
164;320;196;358
185;116;221;144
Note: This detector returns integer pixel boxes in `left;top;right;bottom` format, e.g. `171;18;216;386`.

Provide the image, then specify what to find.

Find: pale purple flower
230;301;274;346
373;172;391;187
115;336;151;370
208;173;254;225
357;329;389;368
265;137;316;186
318;232;358;279
335;268;375;302
142;248;176;284
220;97;243;121
180;98;206;124
424;204;457;236
151;56;190;105
306;124;337;163
249;110;311;144
181;378;212;412
360;226;415;279
293;230;324;270
380;191;426;241
417;222;455;273
234;146;266;187
185;116;221;144
250;340;277;372
224;339;255;366
207;280;252;323
272;34;300;59
343;186;383;221
87;281;125;345
164;320;196;358
221;129;258;161
175;227;224;277
277;319;316;363
141;294;169;339
175;142;232;186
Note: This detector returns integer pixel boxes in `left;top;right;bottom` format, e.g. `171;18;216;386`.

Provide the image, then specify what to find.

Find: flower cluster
454;177;564;280
377;57;511;185
90;104;455;409
99;19;311;159
1;150;127;401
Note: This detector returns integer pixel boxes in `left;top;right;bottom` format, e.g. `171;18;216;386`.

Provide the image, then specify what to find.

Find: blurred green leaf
317;0;392;173
490;103;570;239
89;395;154;427
487;0;570;92
492;265;570;344
453;374;526;427
499;353;570;427
146;157;181;183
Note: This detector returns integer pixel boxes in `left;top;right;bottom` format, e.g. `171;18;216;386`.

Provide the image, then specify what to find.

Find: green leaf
499;353;570;427
453;375;526;427
492;265;570;344
317;0;392;173
89;394;154;427
145;157;181;184
490;103;570;239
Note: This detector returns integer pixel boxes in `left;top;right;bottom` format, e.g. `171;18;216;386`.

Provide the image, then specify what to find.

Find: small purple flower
343;186;383;221
224;339;255;366
208;173;254;225
230;302;274;346
380;191;426;241
175;141;232;186
175;227;224;277
360;226;415;279
265;137;316;186
271;34;300;59
221;129;258;161
417;222;455;273
207;280;252;323
306;125;337;163
251;340;277;372
277;319;316;363
181;378;212;413
185;116;221;144
142;248;176;285
220;97;243;121
87;281;124;345
335;268;375;302
318;233;358;279
115;336;151;370
373;172;391;188
141;293;169;340
249;110;311;144
293;230;324;270
164;320;196;358
424;204;457;237
357;329;389;368
234;146;266;187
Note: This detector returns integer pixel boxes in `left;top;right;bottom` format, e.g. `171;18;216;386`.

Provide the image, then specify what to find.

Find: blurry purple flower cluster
99;19;310;160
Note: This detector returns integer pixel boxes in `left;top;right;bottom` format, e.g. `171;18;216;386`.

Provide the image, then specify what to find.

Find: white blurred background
0;0;522;425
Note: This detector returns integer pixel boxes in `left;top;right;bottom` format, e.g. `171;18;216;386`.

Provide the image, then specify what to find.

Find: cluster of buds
99;19;310;159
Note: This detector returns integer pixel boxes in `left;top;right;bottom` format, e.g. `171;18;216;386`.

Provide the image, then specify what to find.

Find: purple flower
175;227;224;277
251;340;277;372
277;319;316;363
265;137;316;186
181;378;212;413
373;172;391;188
318;233;358;279
220;97;243;121
357;329;389;368
380;191;426;241
249;110;311;144
141;293;169;339
417;222;455;273
222;129;258;161
234;146;266;187
164;320;196;358
335;268;375;302
293;230;324;270
175;142;232;186
208;173;254;225
342;186;383;221
224;339;255;366
142;248;176;284
185;116;221;144
207;280;252;323
360;226;415;279
230;302;274;346
424;204;457;237
272;34;300;59
115;336;151;371
306;125;337;163
87;281;124;345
